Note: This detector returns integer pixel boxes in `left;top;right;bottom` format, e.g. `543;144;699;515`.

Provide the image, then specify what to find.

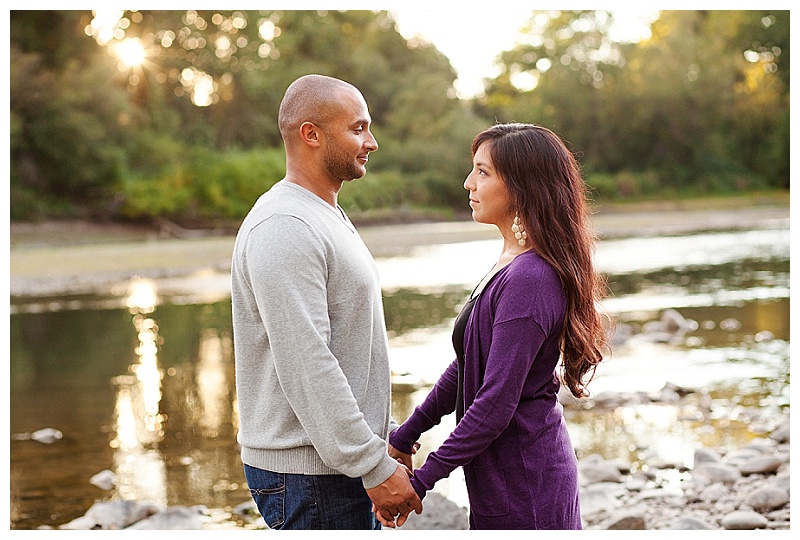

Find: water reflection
195;329;234;438
111;277;167;503
8;224;791;529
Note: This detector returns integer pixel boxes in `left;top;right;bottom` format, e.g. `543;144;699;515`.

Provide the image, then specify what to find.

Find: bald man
232;74;422;530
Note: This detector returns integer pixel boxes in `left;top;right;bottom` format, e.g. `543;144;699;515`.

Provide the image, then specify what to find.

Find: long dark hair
472;123;608;398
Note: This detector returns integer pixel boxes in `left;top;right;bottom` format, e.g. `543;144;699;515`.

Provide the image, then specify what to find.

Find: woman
387;123;608;529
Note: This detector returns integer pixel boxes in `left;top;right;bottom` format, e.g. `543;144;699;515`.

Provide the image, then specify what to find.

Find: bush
119;146;285;223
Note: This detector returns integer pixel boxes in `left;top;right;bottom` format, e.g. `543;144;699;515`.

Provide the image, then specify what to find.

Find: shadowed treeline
10;10;788;226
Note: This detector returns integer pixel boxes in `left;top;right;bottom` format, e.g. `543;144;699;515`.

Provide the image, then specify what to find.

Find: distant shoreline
9;194;790;299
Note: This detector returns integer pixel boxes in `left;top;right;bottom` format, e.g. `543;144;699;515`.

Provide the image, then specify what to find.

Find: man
231;74;422;530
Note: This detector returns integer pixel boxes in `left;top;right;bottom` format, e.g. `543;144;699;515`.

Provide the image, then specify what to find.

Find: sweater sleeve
243;215;397;489
389;359;459;454
410;316;548;498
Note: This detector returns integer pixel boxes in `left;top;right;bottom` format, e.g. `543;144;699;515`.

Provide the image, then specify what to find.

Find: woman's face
464;143;513;227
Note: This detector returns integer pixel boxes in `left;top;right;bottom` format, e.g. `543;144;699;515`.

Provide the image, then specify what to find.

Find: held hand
388;441;420;472
366;464;423;528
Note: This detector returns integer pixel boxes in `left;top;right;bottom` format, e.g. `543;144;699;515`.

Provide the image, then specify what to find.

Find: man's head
278;74;378;183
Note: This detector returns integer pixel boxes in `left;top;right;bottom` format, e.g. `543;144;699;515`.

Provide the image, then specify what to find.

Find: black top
452;295;477;423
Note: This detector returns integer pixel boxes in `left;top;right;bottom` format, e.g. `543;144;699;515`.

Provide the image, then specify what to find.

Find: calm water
9;223;790;529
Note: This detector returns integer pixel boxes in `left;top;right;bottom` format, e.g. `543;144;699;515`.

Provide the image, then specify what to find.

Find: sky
390;7;659;99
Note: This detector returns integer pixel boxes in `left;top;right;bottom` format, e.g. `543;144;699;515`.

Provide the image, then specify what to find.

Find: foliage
119;146;286;223
8;9;790;225
481;10;789;193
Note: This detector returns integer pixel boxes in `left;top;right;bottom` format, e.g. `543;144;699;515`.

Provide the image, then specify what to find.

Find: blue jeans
244;464;381;530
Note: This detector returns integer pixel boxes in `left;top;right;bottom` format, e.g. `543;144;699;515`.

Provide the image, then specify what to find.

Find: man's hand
366;464;423;528
388;441;420;472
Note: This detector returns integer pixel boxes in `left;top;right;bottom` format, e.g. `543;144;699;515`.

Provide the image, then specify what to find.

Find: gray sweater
231;180;398;489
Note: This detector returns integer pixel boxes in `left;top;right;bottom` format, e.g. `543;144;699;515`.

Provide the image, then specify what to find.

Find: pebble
720;510;769;530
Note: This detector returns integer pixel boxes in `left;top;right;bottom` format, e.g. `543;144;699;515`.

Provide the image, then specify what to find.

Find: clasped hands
366;442;422;528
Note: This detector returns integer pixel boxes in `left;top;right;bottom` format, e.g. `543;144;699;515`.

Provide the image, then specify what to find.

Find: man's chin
347;168;367;181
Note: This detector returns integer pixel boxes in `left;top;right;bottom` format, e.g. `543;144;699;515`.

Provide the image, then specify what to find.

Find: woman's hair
472;123;609;398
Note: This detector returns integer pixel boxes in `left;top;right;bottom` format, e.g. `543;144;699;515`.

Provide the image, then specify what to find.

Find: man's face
320;90;379;182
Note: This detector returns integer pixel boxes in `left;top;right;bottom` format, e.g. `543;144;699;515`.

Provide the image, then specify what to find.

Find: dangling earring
512;215;527;247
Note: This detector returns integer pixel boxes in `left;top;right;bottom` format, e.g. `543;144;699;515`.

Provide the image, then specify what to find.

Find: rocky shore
50;394;789;531
578;418;790;530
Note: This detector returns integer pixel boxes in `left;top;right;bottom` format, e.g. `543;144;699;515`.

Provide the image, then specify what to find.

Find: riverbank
10;194;791;530
8;193;790;298
52;400;790;530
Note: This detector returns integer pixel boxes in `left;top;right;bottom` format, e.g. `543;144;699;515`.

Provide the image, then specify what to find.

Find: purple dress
389;251;582;529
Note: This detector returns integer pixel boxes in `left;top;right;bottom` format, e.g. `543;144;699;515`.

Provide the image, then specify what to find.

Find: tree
480;10;789;192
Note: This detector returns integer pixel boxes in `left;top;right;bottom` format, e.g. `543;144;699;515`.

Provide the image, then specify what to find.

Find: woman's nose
464;172;474;191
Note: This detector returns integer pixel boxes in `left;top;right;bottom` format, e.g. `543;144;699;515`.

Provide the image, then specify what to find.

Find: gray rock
723;447;762;466
771;474;791;494
637;487;683;501
31;427;63;444
744;486;789;511
738;456;783;476
693;447;722;466
60;500;162;530
697;482;729;502
602;512;646;530
126;506;207;530
744;439;777;454
669;516;717;529
89;469;117;491
579;457;623;485
580;483;625;517
720;510;768;530
692;463;741;485
401;493;469;530
770;424;790;443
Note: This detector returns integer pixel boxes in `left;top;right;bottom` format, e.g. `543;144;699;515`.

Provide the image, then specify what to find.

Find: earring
512;215;527;247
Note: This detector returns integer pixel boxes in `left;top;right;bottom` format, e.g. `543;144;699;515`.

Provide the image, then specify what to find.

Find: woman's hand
388;441;420;472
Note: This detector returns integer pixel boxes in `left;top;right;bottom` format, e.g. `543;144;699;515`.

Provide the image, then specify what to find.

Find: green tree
480;10;789;195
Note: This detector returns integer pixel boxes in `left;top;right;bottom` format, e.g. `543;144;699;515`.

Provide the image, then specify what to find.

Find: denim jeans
244;464;381;530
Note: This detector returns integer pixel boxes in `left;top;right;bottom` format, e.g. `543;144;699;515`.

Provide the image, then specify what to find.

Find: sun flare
114;37;146;68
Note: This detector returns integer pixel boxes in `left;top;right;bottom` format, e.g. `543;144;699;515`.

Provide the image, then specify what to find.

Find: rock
744;486;789;511
669;516;716;529
126;506;207;529
720;510;768;530
89;470;117;491
401;493;468;530
31;428;63;444
642;309;698;342
580;482;625;517
60;500;162;530
737;456;783;476
693;447;722;466
723;447;762;466
771;474;791;494
692;463;741;485
602;512;646;530
697;482;729;503
232;499;258;517
579;455;623;485
770;424;790;443
636;487;683;501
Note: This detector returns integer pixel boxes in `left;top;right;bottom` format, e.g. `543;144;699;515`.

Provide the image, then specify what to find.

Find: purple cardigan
389;251;582;529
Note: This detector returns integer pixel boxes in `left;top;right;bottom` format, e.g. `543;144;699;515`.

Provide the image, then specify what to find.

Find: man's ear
299;122;321;147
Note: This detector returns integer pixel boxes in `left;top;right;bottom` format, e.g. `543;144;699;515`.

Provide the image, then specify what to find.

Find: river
8;217;790;529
